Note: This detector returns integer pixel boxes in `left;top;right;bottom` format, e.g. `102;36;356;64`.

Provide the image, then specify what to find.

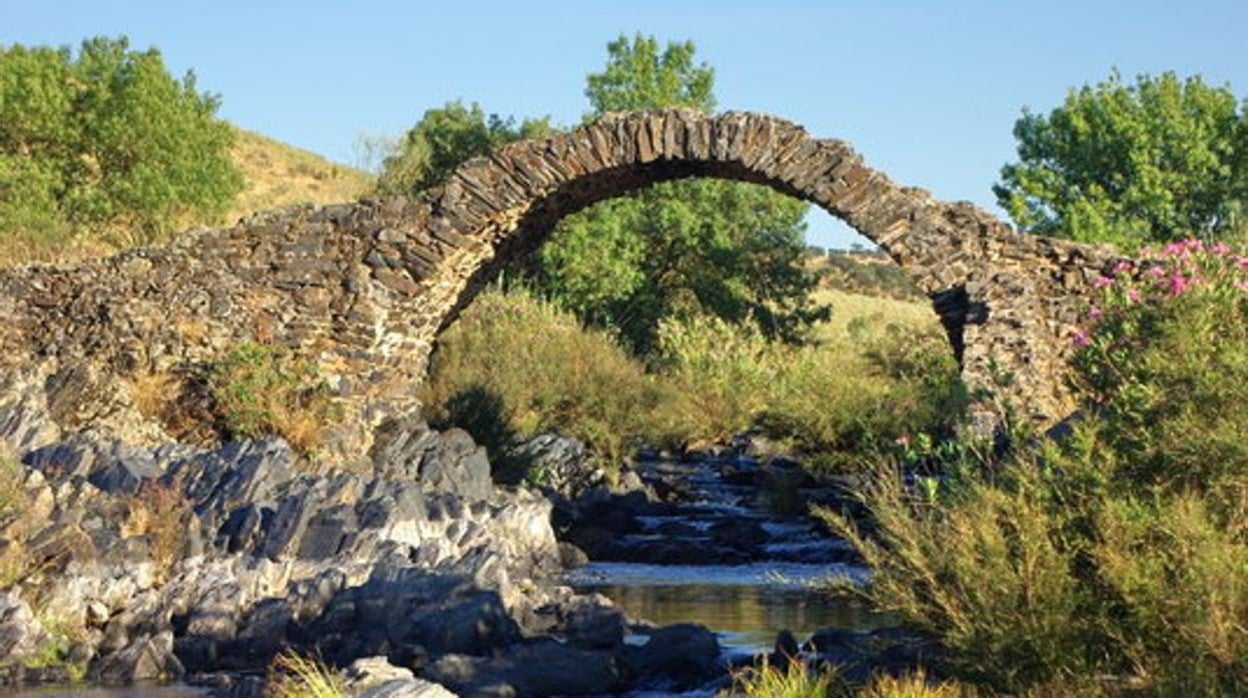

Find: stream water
566;453;887;668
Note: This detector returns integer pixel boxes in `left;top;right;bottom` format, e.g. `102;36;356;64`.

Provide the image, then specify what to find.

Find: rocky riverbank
0;419;749;697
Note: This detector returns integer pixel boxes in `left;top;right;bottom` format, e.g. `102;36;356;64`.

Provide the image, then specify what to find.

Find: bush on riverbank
822;240;1248;695
424;287;960;480
422;288;681;477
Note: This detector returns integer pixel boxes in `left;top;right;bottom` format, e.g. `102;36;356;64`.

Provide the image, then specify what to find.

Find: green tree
534;34;821;352
375;100;552;195
0;36;242;250
994;70;1247;249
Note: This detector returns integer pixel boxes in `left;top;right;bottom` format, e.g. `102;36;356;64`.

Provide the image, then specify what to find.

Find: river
565;451;888;690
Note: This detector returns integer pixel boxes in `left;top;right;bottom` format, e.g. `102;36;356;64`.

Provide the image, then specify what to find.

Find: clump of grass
123;477;191;586
728;658;845;698
266;650;347;698
127;370;220;444
856;670;968;697
207;343;339;455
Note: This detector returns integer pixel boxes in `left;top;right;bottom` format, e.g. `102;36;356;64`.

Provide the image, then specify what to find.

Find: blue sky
6;1;1248;248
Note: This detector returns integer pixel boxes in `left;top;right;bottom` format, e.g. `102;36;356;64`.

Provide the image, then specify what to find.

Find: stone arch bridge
0;109;1117;460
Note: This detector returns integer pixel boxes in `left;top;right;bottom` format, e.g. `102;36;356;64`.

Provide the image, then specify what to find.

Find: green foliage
375;100;552;195
824;246;1248;694
207;343;338;455
1074;242;1248;508
583;34;715;115
994;71;1246;249
658;314;964;471
0;36;242;253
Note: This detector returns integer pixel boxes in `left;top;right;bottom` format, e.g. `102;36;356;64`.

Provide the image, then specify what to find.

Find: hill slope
226;127;374;221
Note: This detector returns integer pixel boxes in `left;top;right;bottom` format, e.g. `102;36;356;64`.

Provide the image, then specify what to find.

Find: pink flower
1212;242;1231;255
1112;260;1135;275
894;435;910;447
1164;242;1188;256
1127;288;1141;304
1093;275;1115;290
1073;330;1092;348
1237;256;1248;271
1167;273;1192;297
1088;306;1103;321
1146;265;1167;278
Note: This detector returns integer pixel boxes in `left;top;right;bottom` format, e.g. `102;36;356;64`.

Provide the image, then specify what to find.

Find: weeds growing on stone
207;343;339;456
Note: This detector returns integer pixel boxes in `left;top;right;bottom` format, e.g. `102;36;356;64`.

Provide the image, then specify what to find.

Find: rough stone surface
0;110;1122;461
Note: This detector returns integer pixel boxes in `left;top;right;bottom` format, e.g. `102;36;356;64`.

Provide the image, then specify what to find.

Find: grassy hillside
225;127;374;222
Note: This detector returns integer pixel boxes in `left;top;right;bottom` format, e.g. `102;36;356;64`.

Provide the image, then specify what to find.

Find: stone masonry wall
0;110;1121;461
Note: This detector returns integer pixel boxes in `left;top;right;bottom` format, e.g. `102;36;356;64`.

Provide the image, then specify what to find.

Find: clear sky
6;1;1248;248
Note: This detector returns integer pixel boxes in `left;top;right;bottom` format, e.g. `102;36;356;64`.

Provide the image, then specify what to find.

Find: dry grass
0;455;34;590
266;651;347;698
857;671;970;697
123;477;191;585
808;288;940;344
226;127;373;223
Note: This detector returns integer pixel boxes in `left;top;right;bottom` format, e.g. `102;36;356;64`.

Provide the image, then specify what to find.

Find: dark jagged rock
622;623;721;690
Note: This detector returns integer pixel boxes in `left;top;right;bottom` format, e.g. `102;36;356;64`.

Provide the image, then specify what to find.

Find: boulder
93;631;184;683
623;623;720;689
0;591;47;659
506;434;602;497
426;639;622;697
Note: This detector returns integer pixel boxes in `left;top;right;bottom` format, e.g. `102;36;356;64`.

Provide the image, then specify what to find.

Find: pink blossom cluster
1073;238;1248;348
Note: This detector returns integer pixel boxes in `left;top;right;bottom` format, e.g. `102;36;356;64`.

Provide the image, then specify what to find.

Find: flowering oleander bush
1073;239;1248;503
823;239;1248;695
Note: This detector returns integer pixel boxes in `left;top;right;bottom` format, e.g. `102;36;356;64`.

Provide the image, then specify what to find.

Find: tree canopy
994;70;1248;249
377;33;823;353
0;36;242;252
375;100;552;196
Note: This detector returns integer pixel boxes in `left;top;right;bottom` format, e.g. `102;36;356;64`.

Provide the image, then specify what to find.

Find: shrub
0;36;242;259
654;314;776;442
426;288;961;478
1073;240;1248;505
657;314;963;472
123;477;191;585
207;343;338;455
422;288;680;477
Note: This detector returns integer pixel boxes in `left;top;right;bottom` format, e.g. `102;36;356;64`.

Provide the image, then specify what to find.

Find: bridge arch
413;109;1112;426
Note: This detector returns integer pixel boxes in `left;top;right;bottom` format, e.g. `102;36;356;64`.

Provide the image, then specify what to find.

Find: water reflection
569;561;888;653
